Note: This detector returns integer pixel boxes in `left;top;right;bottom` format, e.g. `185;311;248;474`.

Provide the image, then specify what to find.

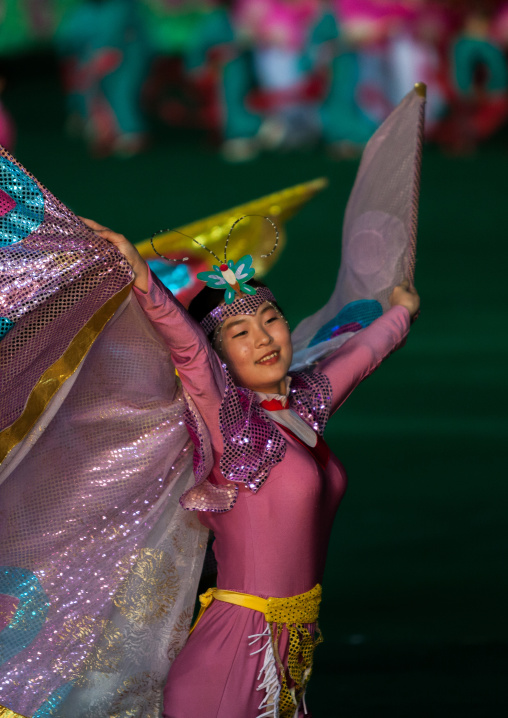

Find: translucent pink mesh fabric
0;297;208;717
0;148;208;716
291;86;425;368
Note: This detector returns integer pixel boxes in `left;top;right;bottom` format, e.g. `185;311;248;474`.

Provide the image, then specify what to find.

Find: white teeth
258;352;278;363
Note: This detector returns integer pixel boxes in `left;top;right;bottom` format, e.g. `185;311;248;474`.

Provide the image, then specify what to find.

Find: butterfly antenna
150;228;222;264
224;215;280;262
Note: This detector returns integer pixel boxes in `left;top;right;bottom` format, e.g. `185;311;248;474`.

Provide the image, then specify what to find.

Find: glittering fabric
0;146;133;440
200;286;275;336
265;585;323;718
180;388;238;513
218;366;287;493
0;296;208;718
0;145;208;717
288;371;331;436
180;363;332;510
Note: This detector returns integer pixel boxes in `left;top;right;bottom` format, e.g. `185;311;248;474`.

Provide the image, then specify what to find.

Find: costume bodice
199;429;347;597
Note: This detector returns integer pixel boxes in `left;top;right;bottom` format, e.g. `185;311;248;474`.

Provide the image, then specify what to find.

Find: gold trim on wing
0;282;133;463
0;704;29;718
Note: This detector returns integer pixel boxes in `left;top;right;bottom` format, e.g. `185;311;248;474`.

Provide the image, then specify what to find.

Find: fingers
78;216;127;247
78;216;108;232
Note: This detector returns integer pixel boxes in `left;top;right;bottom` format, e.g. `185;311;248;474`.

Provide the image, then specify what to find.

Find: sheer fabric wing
0;147;207;718
291;85;425;370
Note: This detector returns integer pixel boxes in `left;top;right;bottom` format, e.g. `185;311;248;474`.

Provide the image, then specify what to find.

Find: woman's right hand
79;217;149;292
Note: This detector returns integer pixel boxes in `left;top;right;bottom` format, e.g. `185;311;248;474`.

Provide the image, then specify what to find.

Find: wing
135;177;327;306
291;84;426;370
0;146;207;717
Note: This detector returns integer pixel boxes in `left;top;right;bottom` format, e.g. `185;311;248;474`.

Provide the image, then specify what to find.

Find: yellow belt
189;584;323;718
190;583;322;633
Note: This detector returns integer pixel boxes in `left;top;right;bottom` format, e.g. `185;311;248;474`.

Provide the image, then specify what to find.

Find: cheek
275;323;292;354
221;340;252;375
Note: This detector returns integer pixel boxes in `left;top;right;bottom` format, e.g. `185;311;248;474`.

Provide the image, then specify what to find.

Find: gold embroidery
52;616;123;685
113;548;179;624
109;671;162;718
166;606;194;662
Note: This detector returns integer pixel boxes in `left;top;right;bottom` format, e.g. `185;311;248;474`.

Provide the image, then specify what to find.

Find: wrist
132;255;149;292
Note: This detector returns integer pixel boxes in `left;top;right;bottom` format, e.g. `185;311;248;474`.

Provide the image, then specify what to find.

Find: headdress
150;214;280;336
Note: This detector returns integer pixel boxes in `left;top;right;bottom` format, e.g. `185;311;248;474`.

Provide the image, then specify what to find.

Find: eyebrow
225;317;247;330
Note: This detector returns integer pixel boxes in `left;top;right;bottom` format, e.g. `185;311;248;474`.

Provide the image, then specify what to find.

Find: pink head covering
200;285;276;335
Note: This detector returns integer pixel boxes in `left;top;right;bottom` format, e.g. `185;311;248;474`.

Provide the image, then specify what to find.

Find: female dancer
81;216;420;718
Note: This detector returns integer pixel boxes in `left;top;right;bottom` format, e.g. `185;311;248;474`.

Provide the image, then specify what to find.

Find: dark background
4;53;508;717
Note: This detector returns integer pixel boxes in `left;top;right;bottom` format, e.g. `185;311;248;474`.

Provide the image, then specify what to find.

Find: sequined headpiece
150;214;280;335
200;285;277;336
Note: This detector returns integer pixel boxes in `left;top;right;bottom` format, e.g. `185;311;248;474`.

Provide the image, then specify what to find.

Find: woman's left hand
389;280;420;321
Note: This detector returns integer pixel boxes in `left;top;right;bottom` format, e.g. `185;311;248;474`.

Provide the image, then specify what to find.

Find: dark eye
266;316;279;324
233;330;248;338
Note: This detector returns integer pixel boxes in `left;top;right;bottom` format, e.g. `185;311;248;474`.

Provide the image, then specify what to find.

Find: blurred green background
4;53;507;717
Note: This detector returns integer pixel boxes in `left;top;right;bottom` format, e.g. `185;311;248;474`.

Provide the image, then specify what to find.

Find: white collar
255;376;292;407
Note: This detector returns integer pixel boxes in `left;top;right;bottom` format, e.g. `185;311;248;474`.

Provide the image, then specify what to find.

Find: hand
79;217;149;292
389;280;420;321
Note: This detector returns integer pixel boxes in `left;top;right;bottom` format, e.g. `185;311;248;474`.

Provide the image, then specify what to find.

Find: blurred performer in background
56;0;151;156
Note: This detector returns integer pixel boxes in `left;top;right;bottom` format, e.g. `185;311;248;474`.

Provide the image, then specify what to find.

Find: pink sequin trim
200;286;276;336
180;363;332;512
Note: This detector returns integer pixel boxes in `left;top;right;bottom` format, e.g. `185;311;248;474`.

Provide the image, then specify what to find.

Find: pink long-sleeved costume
134;272;410;718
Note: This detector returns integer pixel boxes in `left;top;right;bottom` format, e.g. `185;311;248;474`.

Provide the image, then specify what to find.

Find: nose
253;324;273;347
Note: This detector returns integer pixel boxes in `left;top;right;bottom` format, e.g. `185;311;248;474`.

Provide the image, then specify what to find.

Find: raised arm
80;218;225;452
317;282;419;415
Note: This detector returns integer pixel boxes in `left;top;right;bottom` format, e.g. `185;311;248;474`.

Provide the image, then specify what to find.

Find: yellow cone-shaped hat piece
135;177;328;277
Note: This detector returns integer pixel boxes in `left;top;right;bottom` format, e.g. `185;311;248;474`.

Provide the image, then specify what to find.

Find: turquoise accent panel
147;260;192;295
0;317;14;340
0;566;50;666
309;299;383;347
0;157;45;247
33;682;75;717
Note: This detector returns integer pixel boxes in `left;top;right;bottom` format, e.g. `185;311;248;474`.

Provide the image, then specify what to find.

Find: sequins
200;286;276;336
0;156;44;247
0;146;133;440
180;362;332;512
218;368;287;493
289;371;332;437
266;585;323;718
0;142;208;715
0;567;49;666
0;317;14;340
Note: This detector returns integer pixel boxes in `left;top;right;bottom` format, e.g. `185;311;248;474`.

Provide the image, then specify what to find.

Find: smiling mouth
257;351;280;365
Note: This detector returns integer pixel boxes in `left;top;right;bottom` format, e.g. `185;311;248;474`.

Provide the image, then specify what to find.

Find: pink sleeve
132;271;225;452
317;305;411;415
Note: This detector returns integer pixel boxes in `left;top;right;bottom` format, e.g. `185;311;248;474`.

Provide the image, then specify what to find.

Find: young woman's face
218;302;292;394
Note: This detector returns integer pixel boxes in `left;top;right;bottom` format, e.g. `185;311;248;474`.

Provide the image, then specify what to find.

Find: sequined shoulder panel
180;366;332;512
